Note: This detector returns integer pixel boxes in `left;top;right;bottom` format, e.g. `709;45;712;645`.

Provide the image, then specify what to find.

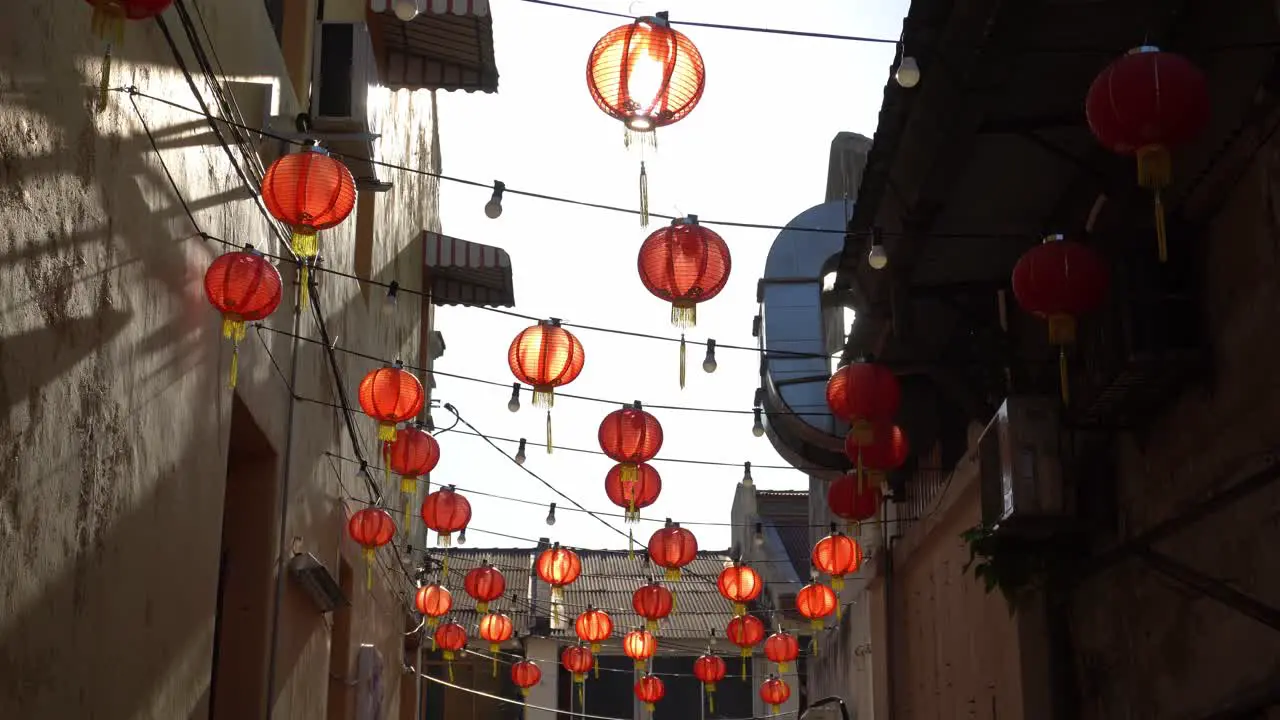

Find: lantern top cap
304;141;330;156
1128;45;1161;55
1043;233;1066;244
673;214;699;226
541;317;562;327
636;11;670;27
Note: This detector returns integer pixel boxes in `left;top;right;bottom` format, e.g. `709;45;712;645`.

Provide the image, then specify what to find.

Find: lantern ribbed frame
358;365;425;441
386;425;440;489
604;462;662;522
204;250;283;329
637;219;732;327
464;564;506;614
726;615;765;657
647;525;697;581
1085;48;1209;156
796;583;838;630
508;322;585;408
693;654;727;685
537;546;582;588
415;583;453;626
347;507;396;549
586;17;706;132
632;583;674;630
261;148;356;258
826;362;901;430
561;645;594;682
717;564;763;616
764;632;800;673
827;473;881;525
634;673;666;710
812;532;863;590
575;608;614;651
760;677;791;711
478;612;514;652
511;660;542;696
844;423;909;472
1011;237;1110;346
421;486;471;546
434;622;468;660
599;406;664;468
624;629;658;669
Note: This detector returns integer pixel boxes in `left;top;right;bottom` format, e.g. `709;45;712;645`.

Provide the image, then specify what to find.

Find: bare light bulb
752;408;766;438
383;280;400;314
485;181;505;219
507;383;521;413
895;56;920;88
753;522;765;547
702;339;718;373
868;243;889;270
545;503;557;526
515;438;528;466
457;527;467;545
393;0;419;22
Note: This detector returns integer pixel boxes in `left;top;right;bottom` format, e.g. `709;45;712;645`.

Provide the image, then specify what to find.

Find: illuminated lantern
358;362;425;442
586;12;707;225
844;422;908;477
1011;234;1110;404
812;528;863;590
760;676;791;714
536;543;582;615
599;402;663;484
693;654;727;712
562;644;594;704
511;659;542;697
634;673;665;713
478;612;514;676
826;362;900;446
386;423;440;528
347;507;395;590
464;562;506;614
575;607;614;653
84;0;174;107
508;320;585;452
261;145;357;302
203;246;283;389
624;629;658;669
421;485;471;548
726;615;765;678
828;472;880;534
796;582;838;630
632;582;674;631
1086;47;1209;262
716;563;763;616
647;521;696;581
764;631;800;673
433;622;468;681
414;583;452;628
604;462;662;523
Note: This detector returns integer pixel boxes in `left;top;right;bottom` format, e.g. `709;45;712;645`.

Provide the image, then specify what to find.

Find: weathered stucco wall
0;1;439;717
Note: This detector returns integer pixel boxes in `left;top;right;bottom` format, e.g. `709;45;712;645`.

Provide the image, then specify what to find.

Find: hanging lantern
536;544;582;624
760;675;792;714
478;612;514;676
647;520;697;581
414;583;452;628
358;361;425;442
434;622;468;682
511;659;542;697
796;582;838;631
562;644;594;706
716;563;762;617
826;362;901;445
387;423;440;529
634;673;666;713
599;402;663;484
764;631;800;674
261;144;357;303
604;462;662;523
1011;234;1110;404
812;528;863;591
84;0;174;108
464;562;506;614
632;582;674;631
586;12;707;225
1085;47;1210;262
347;507;396;590
693;654;727;713
203;246;283;389
508;319;585;452
828;472;881;535
575;607;614;654
624;629;658;669
421;485;471;548
844;422;909;490
726;614;765;679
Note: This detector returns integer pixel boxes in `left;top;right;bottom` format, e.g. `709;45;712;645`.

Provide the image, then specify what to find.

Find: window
820;272;856;374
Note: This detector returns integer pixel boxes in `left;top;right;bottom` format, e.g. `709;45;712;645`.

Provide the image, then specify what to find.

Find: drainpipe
883;533;898;720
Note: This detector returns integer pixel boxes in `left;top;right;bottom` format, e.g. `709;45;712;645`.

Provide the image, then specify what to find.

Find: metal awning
367;0;499;94
424;231;515;308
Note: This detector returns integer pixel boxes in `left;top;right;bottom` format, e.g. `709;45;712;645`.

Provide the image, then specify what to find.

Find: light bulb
702;339;718;373
895;56;920;88
457;527;467;545
507;383;521;413
383;280;400;314
753;522;765;547
545;503;557;526
867;243;888;270
393;0;419;22
515;438;528;466
752;408;766;438
485;181;505;219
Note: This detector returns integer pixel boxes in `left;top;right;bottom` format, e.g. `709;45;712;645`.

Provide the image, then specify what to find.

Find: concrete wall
0;1;440;717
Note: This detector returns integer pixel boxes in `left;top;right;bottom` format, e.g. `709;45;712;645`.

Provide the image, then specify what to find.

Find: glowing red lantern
717;563;763;616
844;422;909;484
599;403;663;484
638;215;731;329
604;462;662;523
561;645;594;685
415;583;452;628
203;247;283;389
826;362;901;445
796;582;838;630
387;423;441;528
421;485;471;547
812;529;862;590
764;632;800;673
632;582;674;631
1012;234;1110;404
647;521;697;581
359;362;425;441
828;472;881;532
478;612;514;676
508;320;585;451
464;563;506;614
85;0;174;106
511;659;542;696
434;621;468;681
262;145;357;300
575;607;614;652
1086;47;1210;261
624;629;658;669
726;614;765;678
760;676;791;713
693;654;727;712
536;544;582;612
347;506;396;589
634;673;665;712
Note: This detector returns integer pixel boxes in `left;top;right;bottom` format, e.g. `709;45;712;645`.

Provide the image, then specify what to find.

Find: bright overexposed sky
427;0;908;551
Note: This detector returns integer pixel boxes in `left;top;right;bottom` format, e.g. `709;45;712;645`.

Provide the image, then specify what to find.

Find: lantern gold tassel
363;547;374;590
620;463;637;484
546;410;554;454
740;649;749;680
1136;144;1172;262
401;477;416;532
628;528;635;560
671;301;696;328
639;161;650;227
378;422;396;443
292;232;318;307
228;339;240;389
1059;346;1070;405
491;648;499;678
679;334;687;389
707;687;716;714
831;575;844;591
221;317;246;388
91;7;124;112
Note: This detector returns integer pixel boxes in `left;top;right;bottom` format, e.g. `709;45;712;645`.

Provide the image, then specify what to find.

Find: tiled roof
430;548;534;636
772;523;813;581
754;490;811;579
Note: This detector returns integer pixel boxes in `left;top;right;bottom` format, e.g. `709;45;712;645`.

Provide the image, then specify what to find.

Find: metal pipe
883;533;898;720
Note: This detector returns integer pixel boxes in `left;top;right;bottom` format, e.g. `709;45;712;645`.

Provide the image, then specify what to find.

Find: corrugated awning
367;0;499;94
424;231;515;308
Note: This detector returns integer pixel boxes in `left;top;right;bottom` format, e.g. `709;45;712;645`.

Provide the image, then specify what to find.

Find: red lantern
726;615;765;678
478;612;514;676
828;472;881;532
844;422;909;485
348;507;396;590
203;247;283;388
1011;234;1110;404
826;362;901;445
638;215;732;328
796;583;838;630
760;676;791;713
634;673;666;713
421;485;471;547
604;462;662;523
693;654;727;712
261;146;357;301
415;583;452;628
1086;47;1210;261
624;629;658;669
632;582;674;631
387;423;441;528
717;563;763;616
85;0;174;107
647;522;697;581
464;563;506;614
764;632;800;673
508;320;585;451
511;659;542;696
599;403;663;484
812;530;862;591
359;362;425;442
536;544;581;616
575;607;614;652
434;621;468;681
561;644;594;684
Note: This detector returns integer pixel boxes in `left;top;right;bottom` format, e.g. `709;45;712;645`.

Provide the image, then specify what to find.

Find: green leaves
959;523;1039;615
